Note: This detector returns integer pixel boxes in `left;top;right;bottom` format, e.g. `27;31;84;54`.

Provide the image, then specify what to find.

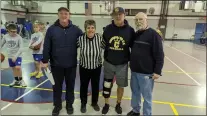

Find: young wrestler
1;23;26;87
29;23;44;78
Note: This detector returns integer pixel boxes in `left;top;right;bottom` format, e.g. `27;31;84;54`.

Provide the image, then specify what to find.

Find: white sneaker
19;80;27;87
9;80;20;87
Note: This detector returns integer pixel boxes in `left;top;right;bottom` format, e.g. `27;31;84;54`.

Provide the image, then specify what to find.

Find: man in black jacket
101;7;135;115
41;7;82;116
127;12;164;116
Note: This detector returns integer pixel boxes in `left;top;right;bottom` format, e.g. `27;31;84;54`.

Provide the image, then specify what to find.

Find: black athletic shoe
66;104;74;114
102;104;109;115
81;104;86;113
9;80;20;87
115;103;122;114
52;106;62;116
91;104;100;111
127;110;140;116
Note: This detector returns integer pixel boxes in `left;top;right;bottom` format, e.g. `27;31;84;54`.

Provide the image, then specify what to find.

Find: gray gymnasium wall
28;15;111;33
166;19;206;40
1;12;25;23
28;14;205;39
1;1;206;40
28;14;159;34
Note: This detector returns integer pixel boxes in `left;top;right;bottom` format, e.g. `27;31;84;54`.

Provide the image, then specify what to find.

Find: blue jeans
130;72;154;115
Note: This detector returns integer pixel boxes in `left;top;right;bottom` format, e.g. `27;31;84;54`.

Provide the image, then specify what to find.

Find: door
17;18;26;36
17;18;26;25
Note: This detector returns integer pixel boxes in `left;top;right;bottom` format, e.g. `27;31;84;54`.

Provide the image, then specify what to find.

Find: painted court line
1;79;201;94
165;56;201;86
170;103;179;116
108;96;206;109
2;60;206;75
165;44;206;65
163;70;206;75
1;84;205;109
1;79;49;111
154;81;200;87
127;79;201;87
2;67;206;76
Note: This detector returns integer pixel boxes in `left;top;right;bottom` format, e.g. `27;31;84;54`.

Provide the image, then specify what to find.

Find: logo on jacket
33;36;38;41
109;36;125;50
7;40;17;48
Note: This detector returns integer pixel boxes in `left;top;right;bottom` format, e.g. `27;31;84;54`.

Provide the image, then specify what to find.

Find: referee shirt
77;33;104;69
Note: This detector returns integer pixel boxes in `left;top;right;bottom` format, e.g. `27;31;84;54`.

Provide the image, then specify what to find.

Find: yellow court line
173;103;207;109
170;103;179;116
1;84;81;94
175;72;184;74
1;83;206;108
1;84;52;91
164;71;174;73
163;70;206;75
104;95;206;109
1;84;206;109
1;57;206;75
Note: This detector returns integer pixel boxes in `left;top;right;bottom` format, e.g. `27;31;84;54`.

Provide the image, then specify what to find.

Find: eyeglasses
9;30;17;33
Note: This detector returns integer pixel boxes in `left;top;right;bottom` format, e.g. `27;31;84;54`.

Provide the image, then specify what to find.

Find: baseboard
164;39;206;46
164;39;193;42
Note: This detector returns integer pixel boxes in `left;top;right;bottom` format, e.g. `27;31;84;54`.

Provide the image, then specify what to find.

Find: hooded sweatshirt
102;20;135;65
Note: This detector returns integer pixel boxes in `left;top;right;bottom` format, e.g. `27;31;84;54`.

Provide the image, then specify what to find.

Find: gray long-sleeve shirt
1;34;23;58
28;32;44;54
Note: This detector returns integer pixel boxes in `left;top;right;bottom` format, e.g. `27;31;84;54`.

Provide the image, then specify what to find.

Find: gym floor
1;40;206;115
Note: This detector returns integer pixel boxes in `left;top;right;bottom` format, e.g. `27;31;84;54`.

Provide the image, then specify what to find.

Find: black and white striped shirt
77;33;104;69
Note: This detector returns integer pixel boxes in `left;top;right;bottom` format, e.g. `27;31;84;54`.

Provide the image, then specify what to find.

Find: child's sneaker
36;72;44;79
30;71;38;77
9;80;20;87
19;80;27;87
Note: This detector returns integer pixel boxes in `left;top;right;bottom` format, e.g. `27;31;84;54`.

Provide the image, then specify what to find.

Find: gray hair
84;19;96;30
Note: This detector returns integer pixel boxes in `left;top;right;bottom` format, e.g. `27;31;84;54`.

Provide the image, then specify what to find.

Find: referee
77;19;104;113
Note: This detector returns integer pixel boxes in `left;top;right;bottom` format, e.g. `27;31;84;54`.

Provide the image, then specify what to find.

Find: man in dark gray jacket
127;12;164;116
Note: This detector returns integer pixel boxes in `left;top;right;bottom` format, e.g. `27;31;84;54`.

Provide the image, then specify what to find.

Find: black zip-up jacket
42;20;82;67
102;20;135;65
130;28;164;75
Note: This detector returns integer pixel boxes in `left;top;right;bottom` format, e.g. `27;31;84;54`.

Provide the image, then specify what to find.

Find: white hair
135;12;148;31
135;12;147;19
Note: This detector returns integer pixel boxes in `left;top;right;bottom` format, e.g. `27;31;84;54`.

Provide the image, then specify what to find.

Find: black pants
79;65;101;105
51;66;76;107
